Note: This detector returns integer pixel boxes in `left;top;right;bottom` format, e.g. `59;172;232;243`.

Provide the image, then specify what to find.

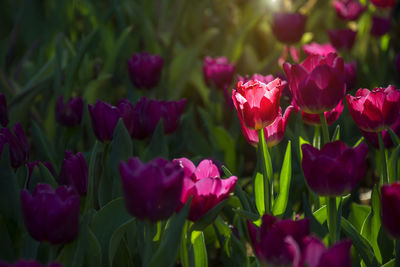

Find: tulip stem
378;131;389;184
327;197;337;245
258;129;272;214
319;113;330;145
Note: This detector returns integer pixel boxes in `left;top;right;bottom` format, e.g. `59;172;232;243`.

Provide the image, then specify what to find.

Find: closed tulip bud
302;141;368;196
333;0;366;21
173;158;237;221
239;106;294;147
381;182;400;239
370;16;391;37
0;94;8;127
21;184;80;244
0;123;29;169
247;214;310;266
371;0;395;8
232;79;282;130
59;151;88;196
203;56;235;90
328;29;357;50
300;236;352;267
284;53;346;114
303;43;337;57
272;13;307;44
119;157;184;222
346;85;400;132
127;51;164;89
88;100;120;142
301;100;344;126
55;96;84;127
117;99;135;136
0;260;62;267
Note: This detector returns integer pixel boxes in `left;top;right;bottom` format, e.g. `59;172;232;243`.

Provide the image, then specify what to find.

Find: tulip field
1;0;400;266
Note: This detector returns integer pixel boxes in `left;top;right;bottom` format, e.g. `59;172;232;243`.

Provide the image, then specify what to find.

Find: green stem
143;221;154;267
258;129;272;214
319;113;330;145
327;197;337;245
378;131;389;184
313;125;321;149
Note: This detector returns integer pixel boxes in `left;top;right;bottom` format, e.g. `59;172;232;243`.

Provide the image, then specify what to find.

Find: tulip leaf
298;136;310;161
254;171;265;216
388;145;400;183
190;199;229;232
91;197;132;267
353;136;365;148
149;200;191;267
233;209;260;221
29;163;58;191
0;145;22;226
348;203;371;233
143;120;168;161
222;165;252;212
380;259;395;267
273;141;292;216
388;129;400;146
87;229;102;267
108;219;136;266
331;125;340;141
190;231;208;267
341;217;379;267
303;195;327;238
85;141;102;213
31;121;57;163
0;216;15;261
110;119;133;199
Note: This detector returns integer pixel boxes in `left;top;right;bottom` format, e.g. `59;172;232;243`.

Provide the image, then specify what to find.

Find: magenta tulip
173;158;237;221
203;56;235;90
119;157;183;222
0;123;29;169
284;53;346;114
0;94;8;127
333;0;366;21
55;96;84;127
371;0;395;8
346;85;400;132
272;13;307;44
381;182;400;239
303;43;337;56
21;184;80;244
328;29;357;50
232;79;282;130
302;141;368;196
370;16;391;37
127;51;164;89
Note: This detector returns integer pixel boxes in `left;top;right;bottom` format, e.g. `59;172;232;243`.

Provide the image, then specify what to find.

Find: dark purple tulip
88;100;120;142
344;61;357;90
381;182;400;239
117;99;135;137
0;260;62;267
272;13;307;44
119;157;183;222
55;96;84;127
173;158;237;221
283;53;346;114
333;0;366;21
370;16;391;37
371;0;395;8
21;184;80;244
0;94;8;127
0;123;29;169
59;151;88;196
303;43;337;57
127;51;164;89
26;160;55;189
328;29;357;50
247;214;310;266
300;236;352;267
202;56;235;90
131;97;186;139
302;141;368;196
396;53;400;76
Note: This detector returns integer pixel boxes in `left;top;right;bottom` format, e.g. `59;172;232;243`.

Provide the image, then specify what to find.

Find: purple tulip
21;184;80;244
127;51;164;89
333;0;366;21
26;160;55;189
303;43;337;57
381;182;400;239
131;97;186;139
283;53;346;114
88;100;121;142
0;123;29;169
370;16;391;37
202;56;235;90
344;61;357;90
302;141;368;196
59;151;88;196
299;236;352;267
173;158;237;221
119;157;184;222
0;94;8;127
328;29;357;50
117;99;135;137
247;214;310;266
272;13;307;44
0;260;62;267
55;96;84;127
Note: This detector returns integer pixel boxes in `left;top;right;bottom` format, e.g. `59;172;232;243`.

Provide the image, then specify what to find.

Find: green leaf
150;200;191;267
87;229;102;267
108;219;136;266
388;129;400;146
143;120;168;161
273;141;292;216
341;217;379;267
254;171;264;216
0;216;16;261
348;203;371;233
303;195;327;238
298;136;310;161
84;142;102;213
91;197;132;267
190;199;229;232
233;208;260;221
353;136;365;147
380;259;395;267
222;165;251;212
29;163;58;191
331;125;340;141
191;231;208;267
388;145;400;183
31;121;57;163
110;119;133;199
